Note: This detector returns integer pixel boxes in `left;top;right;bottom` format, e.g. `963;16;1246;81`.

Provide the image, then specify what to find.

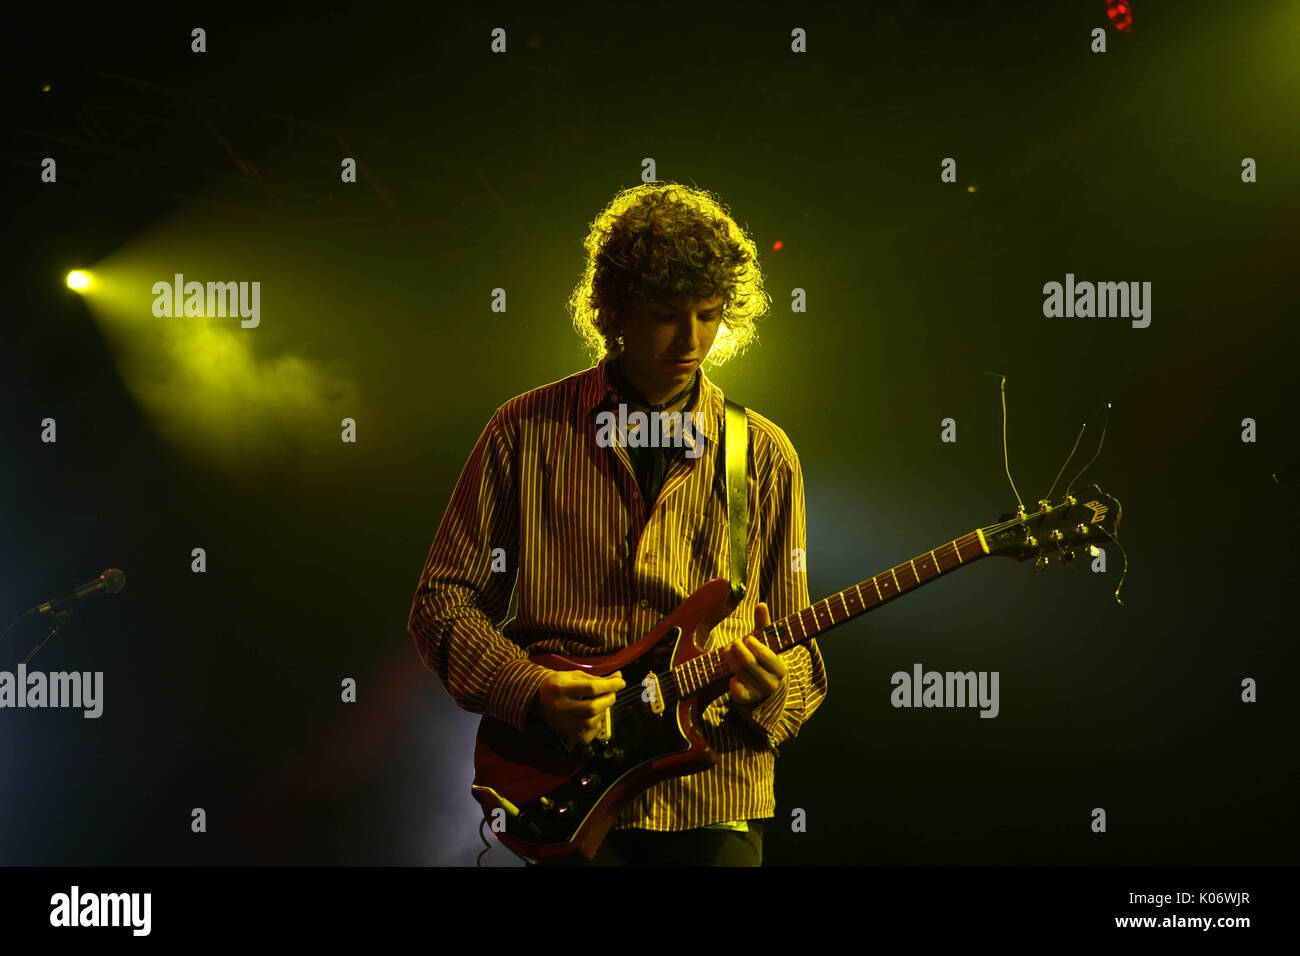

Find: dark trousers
527;820;764;867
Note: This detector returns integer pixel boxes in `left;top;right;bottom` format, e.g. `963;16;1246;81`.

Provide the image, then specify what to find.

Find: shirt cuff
486;657;555;734
732;672;791;749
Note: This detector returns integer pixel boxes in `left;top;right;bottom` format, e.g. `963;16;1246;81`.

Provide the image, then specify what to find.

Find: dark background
1;0;1295;866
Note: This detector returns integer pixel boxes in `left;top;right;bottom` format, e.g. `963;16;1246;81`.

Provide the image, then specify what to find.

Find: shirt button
639;598;649;609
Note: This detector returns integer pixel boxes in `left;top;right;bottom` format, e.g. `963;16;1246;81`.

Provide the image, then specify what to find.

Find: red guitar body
469;484;1123;864
471;577;739;864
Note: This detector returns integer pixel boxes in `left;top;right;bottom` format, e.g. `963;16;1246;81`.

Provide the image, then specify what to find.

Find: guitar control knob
605;747;625;762
557;800;576;815
538;797;555;812
579;773;600;788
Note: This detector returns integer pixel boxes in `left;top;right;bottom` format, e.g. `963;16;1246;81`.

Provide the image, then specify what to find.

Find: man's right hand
529;669;626;750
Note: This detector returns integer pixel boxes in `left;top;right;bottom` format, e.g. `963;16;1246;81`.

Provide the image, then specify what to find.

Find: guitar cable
476;818;493;866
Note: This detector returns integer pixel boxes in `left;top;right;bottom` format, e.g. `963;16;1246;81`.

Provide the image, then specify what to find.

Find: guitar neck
673;529;991;696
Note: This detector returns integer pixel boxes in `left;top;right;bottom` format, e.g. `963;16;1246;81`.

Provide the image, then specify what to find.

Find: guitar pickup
642;673;664;715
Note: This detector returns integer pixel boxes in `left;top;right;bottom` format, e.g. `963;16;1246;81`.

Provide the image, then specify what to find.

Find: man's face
615;293;725;401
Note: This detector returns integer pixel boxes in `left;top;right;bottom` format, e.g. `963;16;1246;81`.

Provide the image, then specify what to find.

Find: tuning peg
1060;549;1076;563
1035;555;1050;571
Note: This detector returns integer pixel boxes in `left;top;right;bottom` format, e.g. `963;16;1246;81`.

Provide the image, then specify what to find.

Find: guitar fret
669;533;988;703
795;608;816;639
665;537;1006;722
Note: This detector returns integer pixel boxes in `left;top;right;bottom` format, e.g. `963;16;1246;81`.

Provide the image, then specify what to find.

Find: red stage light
1107;0;1133;33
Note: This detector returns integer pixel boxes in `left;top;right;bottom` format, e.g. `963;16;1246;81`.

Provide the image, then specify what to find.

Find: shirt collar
579;354;722;445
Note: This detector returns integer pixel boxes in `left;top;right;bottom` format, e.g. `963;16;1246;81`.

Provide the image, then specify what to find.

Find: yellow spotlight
66;270;91;291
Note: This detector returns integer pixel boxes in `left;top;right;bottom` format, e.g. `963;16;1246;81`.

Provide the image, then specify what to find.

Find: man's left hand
727;601;787;707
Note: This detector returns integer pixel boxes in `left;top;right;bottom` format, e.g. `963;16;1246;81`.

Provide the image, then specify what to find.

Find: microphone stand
22;607;74;665
0;605;76;667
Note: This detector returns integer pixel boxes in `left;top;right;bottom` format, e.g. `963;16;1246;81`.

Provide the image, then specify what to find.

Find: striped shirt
406;354;828;831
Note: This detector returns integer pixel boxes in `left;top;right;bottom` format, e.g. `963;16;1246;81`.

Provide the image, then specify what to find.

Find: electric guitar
471;483;1122;863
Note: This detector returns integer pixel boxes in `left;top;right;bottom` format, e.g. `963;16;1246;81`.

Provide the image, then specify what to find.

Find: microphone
32;568;126;616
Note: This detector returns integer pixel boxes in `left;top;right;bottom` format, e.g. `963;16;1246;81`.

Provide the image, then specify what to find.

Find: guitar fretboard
671;530;989;697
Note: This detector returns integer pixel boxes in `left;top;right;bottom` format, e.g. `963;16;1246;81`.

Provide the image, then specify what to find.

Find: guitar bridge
595;706;612;741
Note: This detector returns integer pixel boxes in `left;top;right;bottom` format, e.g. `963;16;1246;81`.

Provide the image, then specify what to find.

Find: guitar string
605;535;970;712
599;510;1107;717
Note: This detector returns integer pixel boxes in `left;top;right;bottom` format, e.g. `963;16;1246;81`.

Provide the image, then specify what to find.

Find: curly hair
568;182;770;367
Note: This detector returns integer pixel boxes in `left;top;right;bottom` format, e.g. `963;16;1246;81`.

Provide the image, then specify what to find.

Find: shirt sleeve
406;407;554;734
731;444;828;749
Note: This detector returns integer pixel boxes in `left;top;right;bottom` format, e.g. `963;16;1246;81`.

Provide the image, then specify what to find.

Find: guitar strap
723;398;749;605
722;397;780;755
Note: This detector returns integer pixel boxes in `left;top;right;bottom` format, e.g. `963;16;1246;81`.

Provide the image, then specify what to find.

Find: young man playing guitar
407;182;828;866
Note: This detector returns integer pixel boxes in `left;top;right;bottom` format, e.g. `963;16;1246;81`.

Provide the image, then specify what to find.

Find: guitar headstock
980;483;1121;564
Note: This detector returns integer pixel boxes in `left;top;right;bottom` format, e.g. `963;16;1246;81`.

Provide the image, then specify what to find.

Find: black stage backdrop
1;1;1294;905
